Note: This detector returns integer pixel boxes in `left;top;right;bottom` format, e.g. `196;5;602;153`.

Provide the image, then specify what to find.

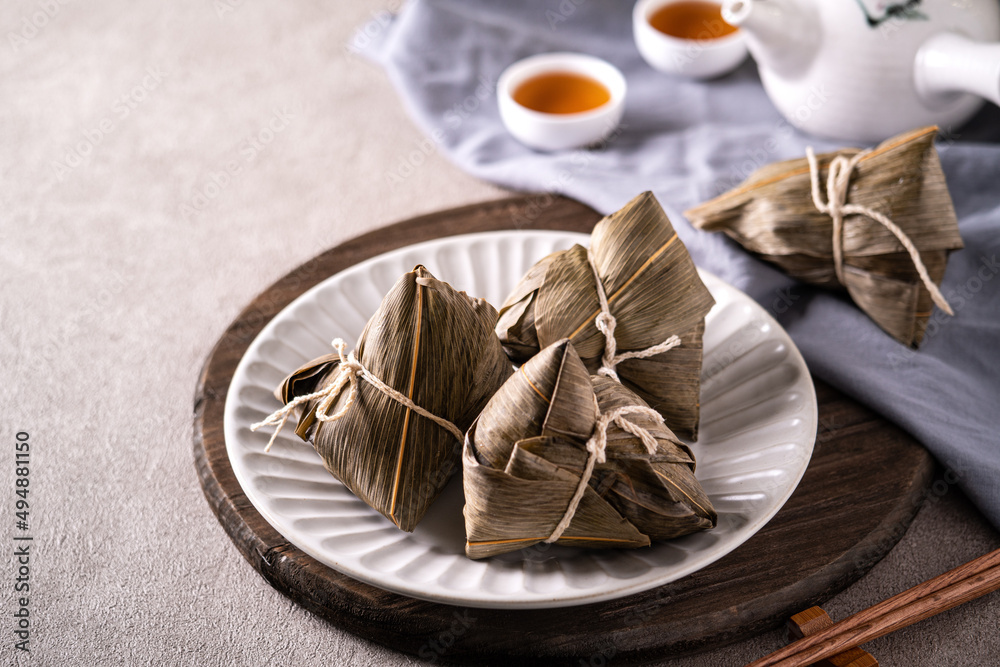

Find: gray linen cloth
356;0;1000;528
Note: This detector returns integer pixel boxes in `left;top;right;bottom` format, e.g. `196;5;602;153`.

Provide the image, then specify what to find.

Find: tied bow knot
251;338;464;453
805;147;954;316
546;404;664;543
587;248;682;383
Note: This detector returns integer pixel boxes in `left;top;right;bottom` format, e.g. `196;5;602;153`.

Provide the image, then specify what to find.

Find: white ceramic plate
224;230;817;609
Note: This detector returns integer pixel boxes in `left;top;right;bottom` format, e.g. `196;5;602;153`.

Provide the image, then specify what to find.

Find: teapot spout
915;33;1000;108
721;0;819;77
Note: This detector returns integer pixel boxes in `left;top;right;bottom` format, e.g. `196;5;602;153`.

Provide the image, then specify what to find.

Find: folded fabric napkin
355;0;1000;529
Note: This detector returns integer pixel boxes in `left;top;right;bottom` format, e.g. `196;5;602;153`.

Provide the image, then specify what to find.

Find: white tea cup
633;0;748;79
497;52;627;152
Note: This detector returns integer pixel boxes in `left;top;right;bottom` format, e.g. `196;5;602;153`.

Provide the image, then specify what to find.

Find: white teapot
721;0;1000;141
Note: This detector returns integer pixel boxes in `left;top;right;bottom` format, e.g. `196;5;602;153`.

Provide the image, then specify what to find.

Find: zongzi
495;191;715;439
684;126;963;347
253;265;513;532
463;339;716;559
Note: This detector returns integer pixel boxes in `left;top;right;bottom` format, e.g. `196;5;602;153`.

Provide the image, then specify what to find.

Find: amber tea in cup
512;72;612;115
633;0;746;78
497;52;626;150
649;0;737;40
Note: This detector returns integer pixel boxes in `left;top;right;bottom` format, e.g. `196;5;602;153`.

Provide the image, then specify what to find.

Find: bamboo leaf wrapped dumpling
587;375;715;540
463;339;716;559
259;265;513;532
684;126;963;347
496;191;715;439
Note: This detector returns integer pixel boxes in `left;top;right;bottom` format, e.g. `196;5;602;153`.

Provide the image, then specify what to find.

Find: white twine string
586;248;682;382
250;338;464;453
545;405;663;543
805;147;954;316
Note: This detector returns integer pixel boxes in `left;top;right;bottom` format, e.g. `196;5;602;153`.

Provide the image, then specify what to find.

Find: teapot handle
915;32;1000;108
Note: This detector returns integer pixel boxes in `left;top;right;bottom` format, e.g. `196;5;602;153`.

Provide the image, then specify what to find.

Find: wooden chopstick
746;547;1000;667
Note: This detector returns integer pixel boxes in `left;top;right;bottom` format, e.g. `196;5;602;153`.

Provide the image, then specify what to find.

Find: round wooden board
193;195;934;665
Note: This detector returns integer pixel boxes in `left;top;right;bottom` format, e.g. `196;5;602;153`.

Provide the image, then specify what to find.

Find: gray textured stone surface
2;1;997;665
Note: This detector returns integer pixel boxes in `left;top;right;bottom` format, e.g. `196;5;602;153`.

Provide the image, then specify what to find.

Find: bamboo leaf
278;265;513;532
496;191;715;439
463;340;715;559
685;126;963;346
473;339;596;469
